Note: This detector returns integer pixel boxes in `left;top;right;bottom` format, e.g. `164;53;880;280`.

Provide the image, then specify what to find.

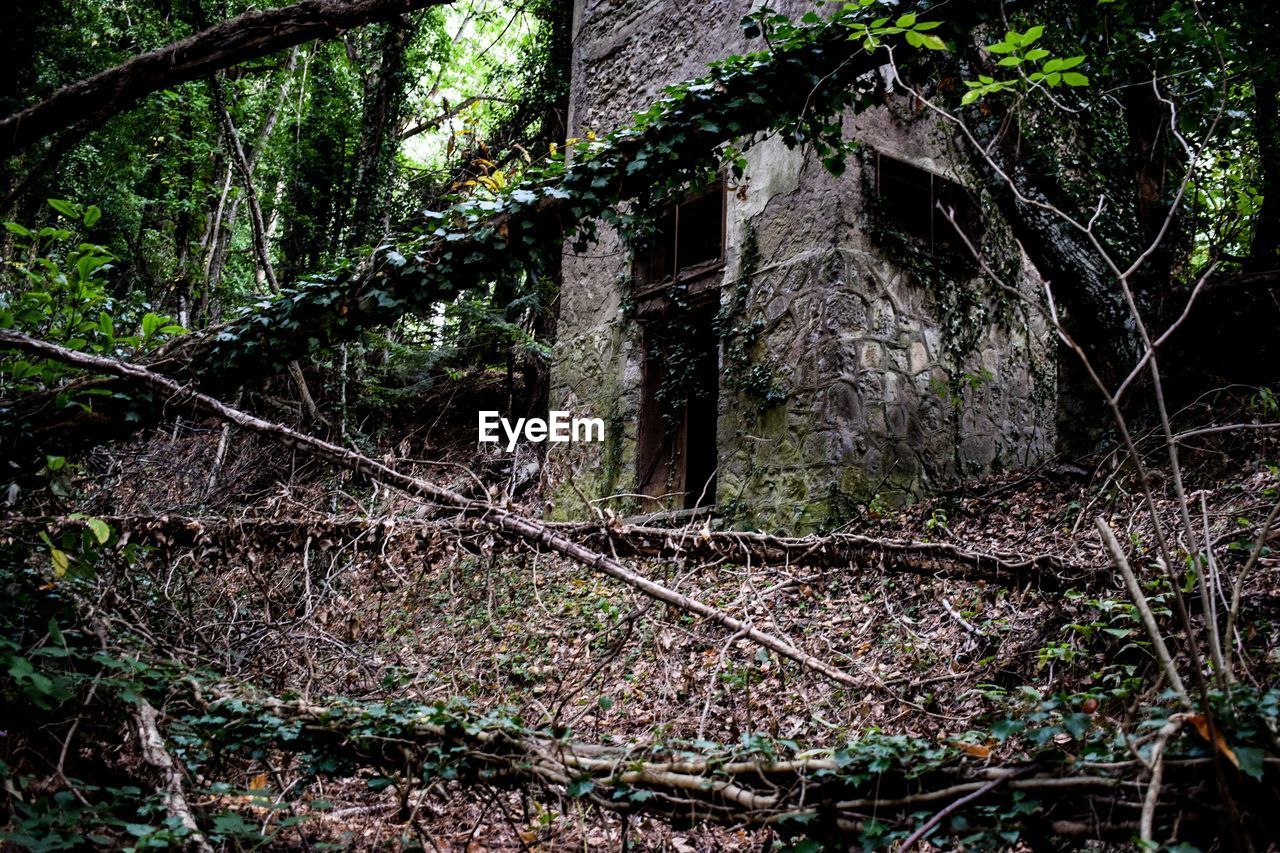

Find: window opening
635;181;726;287
875;152;983;253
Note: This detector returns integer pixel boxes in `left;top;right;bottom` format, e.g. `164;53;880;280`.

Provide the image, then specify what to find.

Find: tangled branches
178;686;1258;848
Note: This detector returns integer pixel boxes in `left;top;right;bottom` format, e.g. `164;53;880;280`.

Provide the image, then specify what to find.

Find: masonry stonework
545;0;1057;531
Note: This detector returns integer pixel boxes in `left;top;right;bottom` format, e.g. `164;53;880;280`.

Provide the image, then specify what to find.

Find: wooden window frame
873;152;983;257
634;180;727;303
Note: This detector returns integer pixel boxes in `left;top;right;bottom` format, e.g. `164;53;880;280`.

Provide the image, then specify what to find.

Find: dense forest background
2;0;1280;849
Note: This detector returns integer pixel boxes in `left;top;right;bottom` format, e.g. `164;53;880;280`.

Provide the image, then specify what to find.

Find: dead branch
0;513;1092;590
547;521;1093;588
184;687;1230;844
132;699;214;853
1096;517;1193;708
0;329;867;691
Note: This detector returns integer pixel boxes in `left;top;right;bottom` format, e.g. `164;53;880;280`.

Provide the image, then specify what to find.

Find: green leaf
83;205;101;228
1025;48;1050;61
87;518;111;544
46;455;65;471
1062;72;1090;86
986;41;1016;54
1023;25;1045;45
4;221;32;237
1235;745;1265;781
566;776;595;797
8;656;34;679
47;199;80;219
919;34;947;50
1062;712;1092;739
991;718;1023;740
896;12;917;27
997;56;1022;66
51;548;70;577
597;695;614;711
960;89;982;106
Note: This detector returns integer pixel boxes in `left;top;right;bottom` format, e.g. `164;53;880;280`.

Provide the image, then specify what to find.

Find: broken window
635;181;726;288
636;305;719;511
874;152;983;254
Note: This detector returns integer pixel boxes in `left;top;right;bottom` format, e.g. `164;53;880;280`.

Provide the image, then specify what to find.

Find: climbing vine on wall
718;223;788;414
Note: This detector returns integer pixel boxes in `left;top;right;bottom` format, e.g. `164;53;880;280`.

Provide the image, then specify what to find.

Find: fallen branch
0;329;867;690
177;686;1233;846
899;768;1026;851
1095;517;1193;708
549;520;1093;588
0;513;1092;589
132;699;214;853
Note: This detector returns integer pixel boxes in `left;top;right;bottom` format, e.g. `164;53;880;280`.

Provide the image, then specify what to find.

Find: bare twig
1095;517;1192;709
0;329;867;691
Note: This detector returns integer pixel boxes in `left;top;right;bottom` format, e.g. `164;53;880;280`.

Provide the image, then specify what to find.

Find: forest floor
9;374;1279;850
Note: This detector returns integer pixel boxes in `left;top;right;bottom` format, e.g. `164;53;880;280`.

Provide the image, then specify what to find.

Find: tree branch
0;0;449;160
0;328;869;690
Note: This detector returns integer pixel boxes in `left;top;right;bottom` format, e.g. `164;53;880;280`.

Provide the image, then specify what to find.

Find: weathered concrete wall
544;0;1056;530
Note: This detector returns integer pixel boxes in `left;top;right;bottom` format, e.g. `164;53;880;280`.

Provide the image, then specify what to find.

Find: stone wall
544;0;1056;531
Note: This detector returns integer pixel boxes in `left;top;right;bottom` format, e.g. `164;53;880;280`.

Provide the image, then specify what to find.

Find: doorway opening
636;304;720;510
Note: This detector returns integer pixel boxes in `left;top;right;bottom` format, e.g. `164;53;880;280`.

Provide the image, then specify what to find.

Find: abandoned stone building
547;0;1057;531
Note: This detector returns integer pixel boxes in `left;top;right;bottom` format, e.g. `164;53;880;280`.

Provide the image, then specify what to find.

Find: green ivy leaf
566;776;595;797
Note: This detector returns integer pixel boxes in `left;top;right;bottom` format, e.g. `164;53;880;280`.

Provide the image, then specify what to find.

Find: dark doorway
636;305;719;510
